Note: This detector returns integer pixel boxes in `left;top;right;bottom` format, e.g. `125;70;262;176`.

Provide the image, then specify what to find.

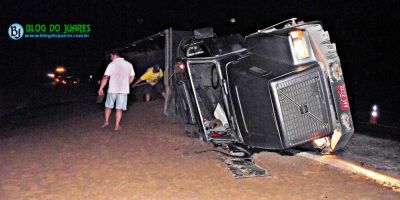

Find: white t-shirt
104;58;135;94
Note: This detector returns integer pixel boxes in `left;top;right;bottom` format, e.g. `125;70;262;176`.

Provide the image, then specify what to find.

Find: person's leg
103;107;111;127
156;82;166;98
114;93;127;131
144;85;151;102
103;93;116;128
115;109;122;131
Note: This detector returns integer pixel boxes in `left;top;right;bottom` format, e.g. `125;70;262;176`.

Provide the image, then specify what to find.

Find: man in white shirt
98;50;135;131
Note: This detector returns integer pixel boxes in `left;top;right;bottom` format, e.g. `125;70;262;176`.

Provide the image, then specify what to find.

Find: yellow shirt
140;67;163;85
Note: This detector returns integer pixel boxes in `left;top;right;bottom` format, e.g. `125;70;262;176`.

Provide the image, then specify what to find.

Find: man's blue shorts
105;93;128;110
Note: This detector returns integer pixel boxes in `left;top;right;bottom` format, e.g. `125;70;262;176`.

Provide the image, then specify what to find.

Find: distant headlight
289;30;310;60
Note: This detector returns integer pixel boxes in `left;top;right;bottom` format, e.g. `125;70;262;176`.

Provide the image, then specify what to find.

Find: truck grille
272;69;331;147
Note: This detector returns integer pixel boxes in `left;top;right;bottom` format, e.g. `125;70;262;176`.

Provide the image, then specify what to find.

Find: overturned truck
117;18;354;153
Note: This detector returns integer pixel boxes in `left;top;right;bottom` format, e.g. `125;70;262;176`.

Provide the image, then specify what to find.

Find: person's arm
98;75;109;96
155;69;164;83
134;69;150;86
129;65;135;85
129;76;135;84
133;78;143;86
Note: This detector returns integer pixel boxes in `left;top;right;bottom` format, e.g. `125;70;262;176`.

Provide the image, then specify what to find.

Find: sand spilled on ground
1;100;399;200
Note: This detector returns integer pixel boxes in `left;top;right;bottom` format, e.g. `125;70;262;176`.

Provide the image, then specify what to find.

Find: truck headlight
289;30;310;60
174;61;186;72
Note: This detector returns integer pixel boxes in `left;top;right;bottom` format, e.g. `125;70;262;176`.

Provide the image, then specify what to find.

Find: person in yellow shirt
133;64;166;102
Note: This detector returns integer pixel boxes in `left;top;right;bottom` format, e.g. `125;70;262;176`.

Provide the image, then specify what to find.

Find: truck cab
171;19;354;153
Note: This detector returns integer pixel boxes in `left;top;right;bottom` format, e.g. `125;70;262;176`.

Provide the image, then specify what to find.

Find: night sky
1;0;400;121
